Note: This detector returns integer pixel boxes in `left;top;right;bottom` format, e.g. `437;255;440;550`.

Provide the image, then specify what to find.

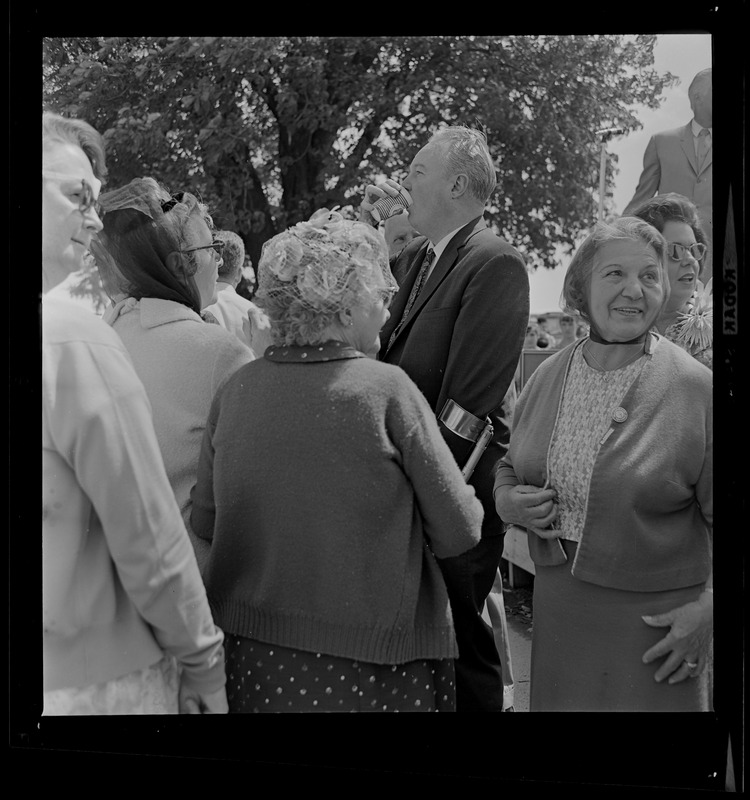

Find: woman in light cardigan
494;217;712;711
190;209;483;713
92;179;253;570
43;113;226;715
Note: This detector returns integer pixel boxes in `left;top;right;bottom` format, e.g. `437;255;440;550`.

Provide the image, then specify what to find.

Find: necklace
584;342;645;373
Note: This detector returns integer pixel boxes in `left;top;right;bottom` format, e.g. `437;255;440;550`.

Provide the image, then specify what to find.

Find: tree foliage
43;35;676;271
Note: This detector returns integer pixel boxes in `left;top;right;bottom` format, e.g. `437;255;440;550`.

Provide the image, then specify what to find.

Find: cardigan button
612;407;628;423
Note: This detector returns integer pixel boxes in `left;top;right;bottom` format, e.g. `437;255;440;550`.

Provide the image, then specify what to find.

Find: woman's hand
641;592;713;683
494;484;559;538
178;682;229;714
359;179;403;227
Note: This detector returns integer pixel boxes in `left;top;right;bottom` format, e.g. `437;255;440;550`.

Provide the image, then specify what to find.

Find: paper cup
371;187;413;223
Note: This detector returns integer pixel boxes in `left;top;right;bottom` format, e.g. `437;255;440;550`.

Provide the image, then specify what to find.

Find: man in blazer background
361;126;529;711
623;67;713;280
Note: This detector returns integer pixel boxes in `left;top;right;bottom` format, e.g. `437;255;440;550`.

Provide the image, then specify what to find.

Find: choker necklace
585;341;645;373
589;329;648;345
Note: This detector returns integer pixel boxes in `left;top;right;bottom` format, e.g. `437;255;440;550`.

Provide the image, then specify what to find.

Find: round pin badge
612;407;628;423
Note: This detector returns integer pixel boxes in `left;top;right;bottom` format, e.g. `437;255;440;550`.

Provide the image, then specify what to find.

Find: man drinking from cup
360;125;529;712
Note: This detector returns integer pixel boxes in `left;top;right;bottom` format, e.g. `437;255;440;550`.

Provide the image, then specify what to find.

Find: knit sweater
104;297;254;569
190;342;484;664
494;335;712;592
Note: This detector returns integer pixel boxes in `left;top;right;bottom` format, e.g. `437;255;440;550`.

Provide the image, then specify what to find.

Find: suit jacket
623;122;712;241
379;216;529;538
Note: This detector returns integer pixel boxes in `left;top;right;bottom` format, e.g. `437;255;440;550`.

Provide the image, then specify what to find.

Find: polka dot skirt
225;634;456;713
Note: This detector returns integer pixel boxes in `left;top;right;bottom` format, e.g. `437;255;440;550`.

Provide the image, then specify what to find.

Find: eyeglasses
78;179;103;217
42;171;102;217
667;241;707;262
160;192;186;213
179;240;225;257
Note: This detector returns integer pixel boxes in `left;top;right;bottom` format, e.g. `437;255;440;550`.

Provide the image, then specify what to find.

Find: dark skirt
530;539;710;712
225;634;456;713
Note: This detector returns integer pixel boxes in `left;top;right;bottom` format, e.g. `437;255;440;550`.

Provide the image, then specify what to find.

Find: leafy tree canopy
43;35;676;271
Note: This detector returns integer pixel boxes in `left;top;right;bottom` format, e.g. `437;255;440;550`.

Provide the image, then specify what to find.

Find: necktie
387;247;435;350
696;128;710;172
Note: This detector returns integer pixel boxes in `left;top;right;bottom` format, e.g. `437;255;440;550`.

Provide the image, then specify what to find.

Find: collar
429;223;467;262
691;119;712;137
103;296;203;329
264;339;366;363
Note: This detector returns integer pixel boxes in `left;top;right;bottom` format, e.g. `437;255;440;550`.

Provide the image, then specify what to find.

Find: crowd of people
41;66;713;715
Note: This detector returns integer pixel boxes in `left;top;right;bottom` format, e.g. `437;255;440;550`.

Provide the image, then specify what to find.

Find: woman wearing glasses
91;177;253;571
630;193;713;370
42;113;227;714
190;209;483;712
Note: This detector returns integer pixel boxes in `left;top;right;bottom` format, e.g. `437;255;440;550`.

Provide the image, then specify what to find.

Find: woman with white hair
42;112;227;714
190;209;483;712
494;217;713;711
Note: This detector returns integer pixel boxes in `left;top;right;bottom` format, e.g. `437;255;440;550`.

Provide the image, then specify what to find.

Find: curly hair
42;111;107;181
91;177;213;314
255;209;395;347
628;193;708;276
561;217;670;326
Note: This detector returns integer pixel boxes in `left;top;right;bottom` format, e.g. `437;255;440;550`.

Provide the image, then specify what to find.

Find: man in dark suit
361;126;529;711
624;67;713;280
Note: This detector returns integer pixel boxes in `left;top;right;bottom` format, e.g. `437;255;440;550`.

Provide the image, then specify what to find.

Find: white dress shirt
425;224;465;281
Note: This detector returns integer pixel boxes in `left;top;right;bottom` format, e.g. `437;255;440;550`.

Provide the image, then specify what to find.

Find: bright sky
529;33;712;315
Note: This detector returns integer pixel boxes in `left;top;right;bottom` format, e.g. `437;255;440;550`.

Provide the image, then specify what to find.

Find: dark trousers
437;534;506;712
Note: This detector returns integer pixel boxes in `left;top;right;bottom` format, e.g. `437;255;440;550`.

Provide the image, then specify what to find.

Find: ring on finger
684;659;698;670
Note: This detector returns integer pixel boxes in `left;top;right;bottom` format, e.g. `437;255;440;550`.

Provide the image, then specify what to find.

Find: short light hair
688;68;712;100
216;230;246;282
428;126;497;204
628;192;708;275
561;217;670;325
42;111;107;180
255;209;395;347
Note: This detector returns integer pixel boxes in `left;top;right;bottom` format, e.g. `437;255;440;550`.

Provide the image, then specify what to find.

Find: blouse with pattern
547;348;648;543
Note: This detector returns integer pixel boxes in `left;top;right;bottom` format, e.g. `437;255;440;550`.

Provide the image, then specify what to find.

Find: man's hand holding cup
360;179;412;227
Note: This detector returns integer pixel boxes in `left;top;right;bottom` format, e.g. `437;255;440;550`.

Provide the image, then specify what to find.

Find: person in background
624;68;713;282
494;217;712;711
628;194;712;370
42;111;227;715
536;315;557;348
523;323;540;350
204;229;274;357
555;314;578;349
362;125;529;712
190;209;483;712
91;178;254;571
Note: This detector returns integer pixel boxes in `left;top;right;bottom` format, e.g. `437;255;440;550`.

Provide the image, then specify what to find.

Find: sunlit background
529;33;712;314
